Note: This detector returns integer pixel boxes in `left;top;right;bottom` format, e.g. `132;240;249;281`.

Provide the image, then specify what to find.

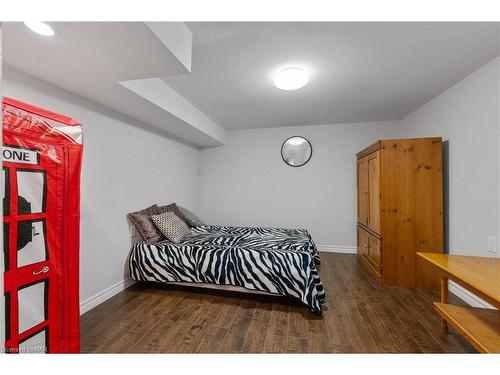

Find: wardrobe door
357;159;369;226
357;226;369;258
367;152;381;234
367;233;382;276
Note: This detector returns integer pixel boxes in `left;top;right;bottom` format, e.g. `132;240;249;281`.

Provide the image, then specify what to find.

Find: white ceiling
3;22;499;145
164;22;500;130
2;22;226;147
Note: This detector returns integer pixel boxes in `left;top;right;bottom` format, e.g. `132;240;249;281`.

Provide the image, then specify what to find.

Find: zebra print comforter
129;225;326;314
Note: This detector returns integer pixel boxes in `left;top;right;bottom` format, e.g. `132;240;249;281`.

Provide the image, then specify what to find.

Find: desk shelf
418;253;500;354
434;303;500;353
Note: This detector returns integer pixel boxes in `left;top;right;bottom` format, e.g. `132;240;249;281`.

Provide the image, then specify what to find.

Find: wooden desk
417;253;500;353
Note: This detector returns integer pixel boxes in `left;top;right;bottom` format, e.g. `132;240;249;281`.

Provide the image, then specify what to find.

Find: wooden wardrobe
356;137;444;289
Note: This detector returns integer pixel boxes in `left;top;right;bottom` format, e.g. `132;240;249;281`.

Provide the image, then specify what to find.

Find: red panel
3;98;83;353
3;97;80;126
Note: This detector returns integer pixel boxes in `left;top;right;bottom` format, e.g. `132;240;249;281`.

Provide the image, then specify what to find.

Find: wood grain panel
287;335;309;353
367;232;382;275
417;253;500;308
367;151;381;234
357;226;368;259
196;326;228;353
413;138;444;288
218;299;257;353
357;160;369;226
356;140;381;159
263;303;289;353
434;303;500;353
380;139;415;286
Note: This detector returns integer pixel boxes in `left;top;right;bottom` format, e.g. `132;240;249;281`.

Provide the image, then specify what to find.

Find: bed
128;225;326;314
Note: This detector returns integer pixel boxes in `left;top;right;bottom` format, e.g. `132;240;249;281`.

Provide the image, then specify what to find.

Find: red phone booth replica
3;97;83;353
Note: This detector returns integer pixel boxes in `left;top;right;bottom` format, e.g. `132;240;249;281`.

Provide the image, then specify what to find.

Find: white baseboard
317;244;357;254
448;280;495;309
80;279;136;315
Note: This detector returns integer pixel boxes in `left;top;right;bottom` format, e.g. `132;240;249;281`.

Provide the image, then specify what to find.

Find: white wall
199;121;399;249
3;68;201;313
399;56;499;259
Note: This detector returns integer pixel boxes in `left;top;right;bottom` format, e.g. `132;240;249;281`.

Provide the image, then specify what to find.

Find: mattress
128;225;326;314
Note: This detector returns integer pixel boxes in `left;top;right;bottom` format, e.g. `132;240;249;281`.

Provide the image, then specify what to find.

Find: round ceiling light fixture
274;67;309;91
23;22;55;37
287;137;305;146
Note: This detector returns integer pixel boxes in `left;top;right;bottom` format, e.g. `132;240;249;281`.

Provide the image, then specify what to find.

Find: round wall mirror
281;136;313;167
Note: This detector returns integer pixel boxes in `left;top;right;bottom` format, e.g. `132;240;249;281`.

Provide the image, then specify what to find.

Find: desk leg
440;275;449;334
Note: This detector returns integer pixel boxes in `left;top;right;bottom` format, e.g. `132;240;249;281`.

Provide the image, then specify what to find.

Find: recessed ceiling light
274;67;309;91
23;22;55;37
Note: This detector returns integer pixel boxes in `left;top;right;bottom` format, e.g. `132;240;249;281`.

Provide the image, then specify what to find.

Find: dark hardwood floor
80;253;475;353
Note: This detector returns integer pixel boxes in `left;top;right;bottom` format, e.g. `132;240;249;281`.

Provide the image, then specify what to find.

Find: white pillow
151;212;191;244
179;206;205;227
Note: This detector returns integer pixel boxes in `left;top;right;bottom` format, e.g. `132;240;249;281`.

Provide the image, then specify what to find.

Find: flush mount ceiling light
288;137;305;146
23;22;55;37
274;67;309;91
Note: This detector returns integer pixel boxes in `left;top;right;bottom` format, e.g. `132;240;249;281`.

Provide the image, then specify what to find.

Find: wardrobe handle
33;266;49;275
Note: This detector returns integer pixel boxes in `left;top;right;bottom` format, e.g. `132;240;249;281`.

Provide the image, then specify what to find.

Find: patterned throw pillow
179;206;205;227
151;212;191;244
157;203;191;227
127;204;162;244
